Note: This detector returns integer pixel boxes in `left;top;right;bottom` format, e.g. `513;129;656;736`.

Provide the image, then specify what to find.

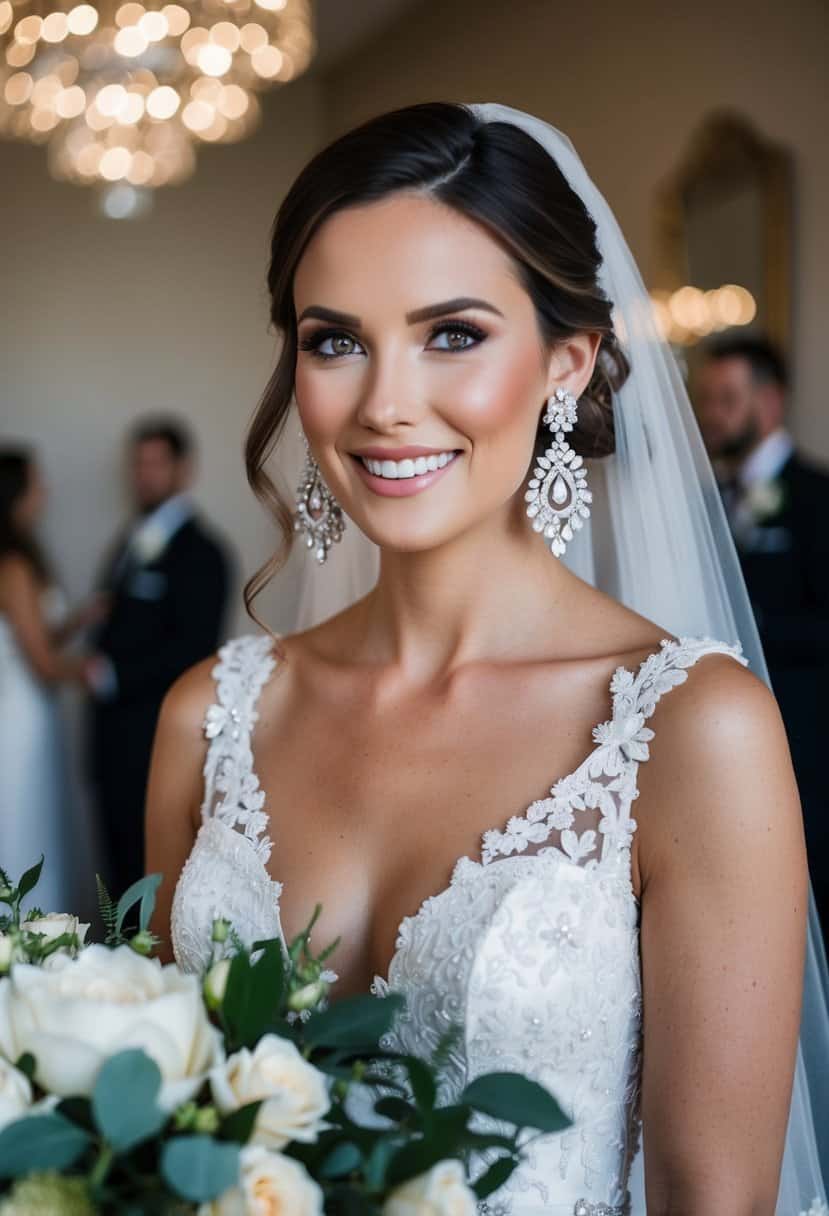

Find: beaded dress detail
172;634;747;1215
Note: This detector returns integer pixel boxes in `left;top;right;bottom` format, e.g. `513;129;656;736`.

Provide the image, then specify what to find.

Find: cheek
447;350;543;450
294;363;355;442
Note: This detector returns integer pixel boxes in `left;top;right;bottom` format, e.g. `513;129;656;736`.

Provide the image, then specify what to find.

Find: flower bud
204;958;231;1010
287;979;327;1013
128;930;154;957
193;1105;220;1134
211;918;231;944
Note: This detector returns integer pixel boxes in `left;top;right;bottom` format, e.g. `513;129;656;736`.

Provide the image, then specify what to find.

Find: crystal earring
525;387;592;557
294;438;346;564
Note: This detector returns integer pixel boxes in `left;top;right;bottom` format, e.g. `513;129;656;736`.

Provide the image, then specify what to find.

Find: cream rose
210;1034;329;1149
0;1056;32;1131
382;1160;478;1216
0;944;222;1110
200;1145;323;1216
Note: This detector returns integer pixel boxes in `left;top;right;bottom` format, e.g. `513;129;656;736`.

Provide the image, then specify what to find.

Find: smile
359;451;456;479
351;449;461;498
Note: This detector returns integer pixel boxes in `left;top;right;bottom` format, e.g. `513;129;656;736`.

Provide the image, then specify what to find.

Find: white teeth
361;451;456;479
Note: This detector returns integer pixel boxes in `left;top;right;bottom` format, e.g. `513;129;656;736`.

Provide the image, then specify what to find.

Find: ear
544;332;602;400
756;382;785;432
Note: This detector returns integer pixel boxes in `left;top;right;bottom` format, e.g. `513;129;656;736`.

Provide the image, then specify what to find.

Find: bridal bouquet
0;859;567;1215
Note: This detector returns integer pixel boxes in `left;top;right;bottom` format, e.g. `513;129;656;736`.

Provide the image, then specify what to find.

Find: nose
355;346;421;432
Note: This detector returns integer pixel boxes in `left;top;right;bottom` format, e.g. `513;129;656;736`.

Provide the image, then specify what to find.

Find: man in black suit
695;336;829;943
85;417;231;896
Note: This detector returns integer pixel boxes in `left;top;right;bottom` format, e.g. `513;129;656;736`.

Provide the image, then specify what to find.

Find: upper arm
145;655;217;961
0;556;64;682
636;656;806;1214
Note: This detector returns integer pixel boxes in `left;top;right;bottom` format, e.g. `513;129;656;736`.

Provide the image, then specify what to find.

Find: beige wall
324;0;829;462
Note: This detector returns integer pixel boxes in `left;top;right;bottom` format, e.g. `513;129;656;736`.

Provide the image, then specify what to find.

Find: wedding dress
173;631;749;1215
0;588;72;912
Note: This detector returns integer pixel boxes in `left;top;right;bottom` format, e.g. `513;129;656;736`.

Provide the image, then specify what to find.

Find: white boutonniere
131;520;169;565
744;478;785;523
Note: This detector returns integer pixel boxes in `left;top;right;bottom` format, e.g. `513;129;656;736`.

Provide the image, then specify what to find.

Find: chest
250;664;614;995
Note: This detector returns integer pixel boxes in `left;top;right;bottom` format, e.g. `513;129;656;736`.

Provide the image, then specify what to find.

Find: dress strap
200;633;277;863
598;635;748;765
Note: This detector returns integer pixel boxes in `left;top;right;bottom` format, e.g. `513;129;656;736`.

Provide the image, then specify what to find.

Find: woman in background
0;447;102;910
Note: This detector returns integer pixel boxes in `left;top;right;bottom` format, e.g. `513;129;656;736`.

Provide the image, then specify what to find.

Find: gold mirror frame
653;110;793;351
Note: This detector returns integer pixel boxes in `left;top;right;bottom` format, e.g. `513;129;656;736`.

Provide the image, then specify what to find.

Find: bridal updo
246;101;630;606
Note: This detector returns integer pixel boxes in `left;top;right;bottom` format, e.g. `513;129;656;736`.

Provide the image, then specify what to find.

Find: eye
426;320;487;352
298;329;364;360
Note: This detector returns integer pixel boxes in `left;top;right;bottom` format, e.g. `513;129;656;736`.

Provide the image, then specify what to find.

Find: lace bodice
171;633;747;1215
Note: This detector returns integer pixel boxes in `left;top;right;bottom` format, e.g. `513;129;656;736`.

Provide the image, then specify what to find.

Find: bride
147;103;827;1214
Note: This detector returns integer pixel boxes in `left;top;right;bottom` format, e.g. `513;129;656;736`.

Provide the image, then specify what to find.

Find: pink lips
352;451;460;498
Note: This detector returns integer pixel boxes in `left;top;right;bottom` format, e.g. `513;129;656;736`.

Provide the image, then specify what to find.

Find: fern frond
96;874;119;942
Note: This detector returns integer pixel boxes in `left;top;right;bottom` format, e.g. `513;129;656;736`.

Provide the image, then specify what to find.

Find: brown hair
245;101;630;616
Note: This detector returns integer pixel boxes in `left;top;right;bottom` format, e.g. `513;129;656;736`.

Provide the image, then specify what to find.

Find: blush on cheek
446;353;543;439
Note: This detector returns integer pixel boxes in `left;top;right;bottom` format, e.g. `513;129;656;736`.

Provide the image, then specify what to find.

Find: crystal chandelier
0;0;312;193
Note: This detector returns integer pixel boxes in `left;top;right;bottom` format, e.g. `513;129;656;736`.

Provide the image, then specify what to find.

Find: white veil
292;102;828;1212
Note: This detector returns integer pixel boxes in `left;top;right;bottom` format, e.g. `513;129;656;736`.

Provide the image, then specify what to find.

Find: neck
350;498;580;680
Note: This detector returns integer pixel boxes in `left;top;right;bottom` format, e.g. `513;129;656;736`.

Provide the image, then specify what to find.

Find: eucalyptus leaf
115;873;162;937
0;1113;90;1177
461;1072;569;1134
161;1136;240;1202
318;1140;362;1179
363;1137;403;1192
92;1049;166;1151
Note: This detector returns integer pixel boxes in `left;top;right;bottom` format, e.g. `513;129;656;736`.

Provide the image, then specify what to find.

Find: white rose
383;1160;478;1216
23;914;89;945
210;1034;329;1149
0;1057;32;1131
200;1145;324;1216
0;944;222;1110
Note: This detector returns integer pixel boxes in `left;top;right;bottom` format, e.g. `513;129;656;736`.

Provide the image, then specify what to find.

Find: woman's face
293;192;596;554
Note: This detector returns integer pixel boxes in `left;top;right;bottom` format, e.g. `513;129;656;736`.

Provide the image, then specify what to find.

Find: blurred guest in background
0;447;103;910
86;417;231;896
695;336;829;940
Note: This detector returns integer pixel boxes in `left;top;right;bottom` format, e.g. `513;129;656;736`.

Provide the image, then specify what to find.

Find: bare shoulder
156;654;217;741
647;648;784;772
635;646;803;887
0;552;37;593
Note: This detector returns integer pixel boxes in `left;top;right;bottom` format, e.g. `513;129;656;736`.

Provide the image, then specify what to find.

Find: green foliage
0;1115;91;1178
160;1136;240;1203
221;938;286;1051
95;875;118;942
91;1050;167;1152
303;993;405;1050
461;1072;570;1134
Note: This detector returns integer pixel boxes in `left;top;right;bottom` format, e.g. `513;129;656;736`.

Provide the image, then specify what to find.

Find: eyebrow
296;297;504;328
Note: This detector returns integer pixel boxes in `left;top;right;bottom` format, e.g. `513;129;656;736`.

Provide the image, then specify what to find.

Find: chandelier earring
294;437;346;564
525;387;592;557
